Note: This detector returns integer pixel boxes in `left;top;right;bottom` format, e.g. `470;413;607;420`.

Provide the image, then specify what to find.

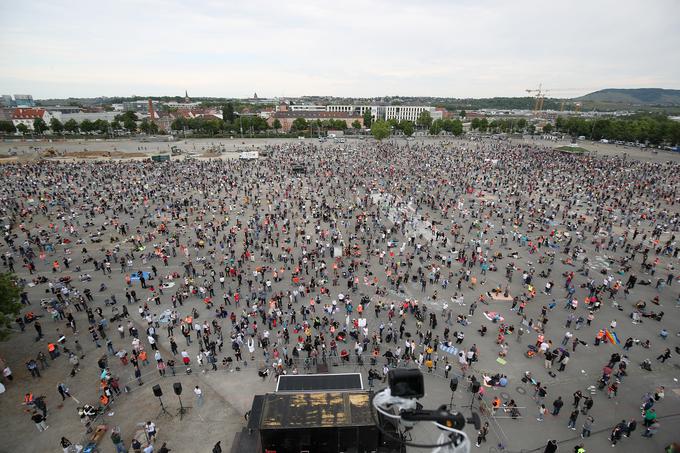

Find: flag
605;329;620;345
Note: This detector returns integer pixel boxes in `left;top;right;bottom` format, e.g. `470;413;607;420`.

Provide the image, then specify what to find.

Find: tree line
370;111;464;140
554;114;680;145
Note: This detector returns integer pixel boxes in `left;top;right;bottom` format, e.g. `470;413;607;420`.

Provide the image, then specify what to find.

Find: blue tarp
129;271;150;281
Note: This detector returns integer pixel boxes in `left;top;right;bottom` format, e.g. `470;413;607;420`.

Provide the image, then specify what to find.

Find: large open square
0;136;678;452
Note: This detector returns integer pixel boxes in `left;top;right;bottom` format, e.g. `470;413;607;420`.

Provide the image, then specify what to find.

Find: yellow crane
526;83;551;116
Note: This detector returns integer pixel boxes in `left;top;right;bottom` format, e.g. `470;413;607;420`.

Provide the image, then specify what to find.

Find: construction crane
526;83;551;116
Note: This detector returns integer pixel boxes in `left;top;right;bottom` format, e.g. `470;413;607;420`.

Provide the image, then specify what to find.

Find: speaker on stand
448;376;459;410
173;382;190;419
153;385;171;417
463;379;481;410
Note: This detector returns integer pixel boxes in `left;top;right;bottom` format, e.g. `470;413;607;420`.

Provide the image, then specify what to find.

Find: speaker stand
157;396;172;418
176;395;192;420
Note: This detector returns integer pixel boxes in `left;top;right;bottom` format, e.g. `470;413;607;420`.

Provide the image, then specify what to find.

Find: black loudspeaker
450;377;458;392
388;369;425;399
152;384;163;397
173;382;182;396
470;381;481;394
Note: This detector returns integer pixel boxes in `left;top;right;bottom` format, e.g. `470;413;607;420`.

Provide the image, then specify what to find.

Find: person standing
475;421;489;447
194;385;204;407
572;390;582;409
610;422;625;446
581;415;594;438
551;396;564;415
111;427;127;453
567;409;579;430
581;396;593;415
144;421;157;442
625;419;637;437
57;383;71;401
537;404;546;422
644;408;657;427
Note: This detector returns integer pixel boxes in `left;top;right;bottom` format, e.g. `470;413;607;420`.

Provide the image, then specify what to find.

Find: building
384;105;442;122
11;108;54;130
1;95;13;108
14;95;35;107
164;101;202;110
287;104;327;112
1;94;36;108
121;100;161;113
44;106;82;114
278;103;442;123
60;111;119;124
267;111;363;132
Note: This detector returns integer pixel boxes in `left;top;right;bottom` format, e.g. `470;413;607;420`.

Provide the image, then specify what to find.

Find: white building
287;104;327;112
282;104;439;123
384;106;442;122
164;101;202;110
11;108;56;130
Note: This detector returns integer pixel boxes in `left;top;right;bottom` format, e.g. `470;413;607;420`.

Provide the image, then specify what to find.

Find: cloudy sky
1;0;678;99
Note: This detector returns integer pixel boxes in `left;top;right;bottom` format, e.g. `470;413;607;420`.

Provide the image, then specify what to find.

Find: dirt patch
45;150;149;159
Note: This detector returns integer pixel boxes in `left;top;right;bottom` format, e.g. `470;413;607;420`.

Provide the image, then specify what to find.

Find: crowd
1;138;679;452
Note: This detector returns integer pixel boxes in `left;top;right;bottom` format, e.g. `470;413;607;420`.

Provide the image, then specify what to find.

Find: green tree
470;118;481;130
93;119;110;135
417;111;433;129
459;110;466;118
479;118;489;133
488;120;499;133
291;117;308;132
450;119;463;136
139;118;153;134
0;273;22;340
0;121;16;134
429;119;443;135
64;119;79;134
273;119;282;134
50;118;64;135
371;120;390;141
527;124;536;135
516;119;528;131
387;118;399;130
33;118;48;135
123;118;137;132
16;123;29;135
171;117;188;131
362;110;372;128
400;120;414;137
115;111;139;123
110;120;122;131
80;119;94;133
542;123;554;134
351;120;362;130
223;103;235;123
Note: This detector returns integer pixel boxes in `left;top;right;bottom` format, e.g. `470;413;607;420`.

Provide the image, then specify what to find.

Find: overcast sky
1;0;679;99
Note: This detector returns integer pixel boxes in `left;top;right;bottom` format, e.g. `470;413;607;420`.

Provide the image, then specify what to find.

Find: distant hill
576;88;680;106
